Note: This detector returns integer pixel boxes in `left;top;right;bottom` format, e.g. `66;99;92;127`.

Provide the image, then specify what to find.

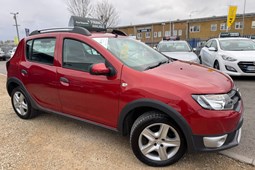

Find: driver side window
205;40;212;48
210;40;218;50
63;39;105;72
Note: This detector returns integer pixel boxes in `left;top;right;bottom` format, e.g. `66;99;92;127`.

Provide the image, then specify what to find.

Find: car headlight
221;55;237;62
192;94;234;110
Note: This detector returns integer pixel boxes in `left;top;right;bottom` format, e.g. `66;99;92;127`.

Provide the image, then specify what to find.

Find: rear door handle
21;69;28;76
60;77;69;86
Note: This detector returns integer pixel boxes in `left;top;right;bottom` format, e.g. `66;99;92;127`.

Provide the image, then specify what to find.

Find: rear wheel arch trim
7;77;38;109
117;98;195;152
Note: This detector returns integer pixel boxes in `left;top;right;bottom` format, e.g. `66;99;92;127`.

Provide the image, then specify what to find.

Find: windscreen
93;37;169;71
219;39;255;51
158;41;191;52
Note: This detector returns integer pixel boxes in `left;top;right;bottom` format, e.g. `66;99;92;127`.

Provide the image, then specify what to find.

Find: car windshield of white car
158;42;191;52
219;39;255;51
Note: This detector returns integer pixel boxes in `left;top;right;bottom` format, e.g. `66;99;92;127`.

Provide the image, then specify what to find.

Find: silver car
157;40;200;63
0;48;6;61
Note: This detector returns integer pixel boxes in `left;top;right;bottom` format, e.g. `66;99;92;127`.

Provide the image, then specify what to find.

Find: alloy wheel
12;91;28;116
138;123;180;161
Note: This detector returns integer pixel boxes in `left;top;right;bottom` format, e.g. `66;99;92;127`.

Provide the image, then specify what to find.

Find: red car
6;26;243;167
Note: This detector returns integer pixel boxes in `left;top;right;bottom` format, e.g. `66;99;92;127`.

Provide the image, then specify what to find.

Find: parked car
10;47;17;58
199;37;255;76
157;38;200;63
6;25;243;167
0;48;6;61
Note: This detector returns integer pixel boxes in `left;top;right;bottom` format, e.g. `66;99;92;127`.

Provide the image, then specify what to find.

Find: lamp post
187;11;197;40
162;22;165;37
10;12;20;41
242;0;246;36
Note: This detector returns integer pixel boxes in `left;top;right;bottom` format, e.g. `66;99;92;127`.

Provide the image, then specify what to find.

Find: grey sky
0;0;254;41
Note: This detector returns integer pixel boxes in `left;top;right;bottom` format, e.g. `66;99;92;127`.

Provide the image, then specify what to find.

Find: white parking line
0;73;7;76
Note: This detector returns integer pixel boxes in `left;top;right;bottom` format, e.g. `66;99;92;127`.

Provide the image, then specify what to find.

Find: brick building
116;13;255;47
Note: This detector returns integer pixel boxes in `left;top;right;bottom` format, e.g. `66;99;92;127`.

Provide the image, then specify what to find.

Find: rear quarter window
26;38;56;65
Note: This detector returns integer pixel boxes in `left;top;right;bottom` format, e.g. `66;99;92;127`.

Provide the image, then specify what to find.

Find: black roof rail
108;29;127;36
29;26;91;36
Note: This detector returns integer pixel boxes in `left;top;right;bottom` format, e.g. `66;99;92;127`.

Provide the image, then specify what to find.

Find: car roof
214;37;250;41
27;27;127;40
159;40;187;43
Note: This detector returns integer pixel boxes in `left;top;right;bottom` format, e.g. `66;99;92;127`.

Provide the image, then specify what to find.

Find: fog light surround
225;65;237;72
203;134;228;148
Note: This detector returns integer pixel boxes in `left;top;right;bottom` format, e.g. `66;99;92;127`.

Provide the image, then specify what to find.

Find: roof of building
116;12;255;28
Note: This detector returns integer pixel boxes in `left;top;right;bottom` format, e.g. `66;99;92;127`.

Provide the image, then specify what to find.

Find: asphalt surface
0;60;7;75
220;76;255;165
0;60;255;169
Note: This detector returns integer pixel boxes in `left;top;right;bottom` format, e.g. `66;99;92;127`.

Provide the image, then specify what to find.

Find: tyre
130;112;186;167
198;56;202;64
11;87;37;119
214;60;220;70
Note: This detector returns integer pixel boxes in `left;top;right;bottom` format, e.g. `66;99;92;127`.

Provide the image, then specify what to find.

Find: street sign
68;16;106;32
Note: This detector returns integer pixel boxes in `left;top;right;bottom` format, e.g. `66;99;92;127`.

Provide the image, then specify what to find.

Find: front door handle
60;77;69;86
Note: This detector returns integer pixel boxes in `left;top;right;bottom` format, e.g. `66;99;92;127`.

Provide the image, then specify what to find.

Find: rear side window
26;38;56;65
63;39;105;72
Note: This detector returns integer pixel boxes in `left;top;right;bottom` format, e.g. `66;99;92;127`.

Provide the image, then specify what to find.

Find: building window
137;33;142;39
145;32;151;38
165;31;170;36
173;30;177;36
190;25;200;32
154;32;157;38
235;22;243;29
252;21;255;28
220;23;227;30
211;24;217;31
178;30;182;36
158;31;162;38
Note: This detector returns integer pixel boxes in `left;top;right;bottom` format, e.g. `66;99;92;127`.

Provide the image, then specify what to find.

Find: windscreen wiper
144;60;169;70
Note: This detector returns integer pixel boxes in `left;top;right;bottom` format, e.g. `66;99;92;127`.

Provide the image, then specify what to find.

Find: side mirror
153;47;157;50
208;47;217;51
89;63;111;76
193;48;197;52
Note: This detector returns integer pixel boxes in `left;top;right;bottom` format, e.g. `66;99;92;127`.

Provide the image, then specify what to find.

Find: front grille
228;89;241;112
238;61;255;73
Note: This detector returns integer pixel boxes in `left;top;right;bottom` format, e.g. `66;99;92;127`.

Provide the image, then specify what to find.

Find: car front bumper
220;60;255;76
191;118;243;152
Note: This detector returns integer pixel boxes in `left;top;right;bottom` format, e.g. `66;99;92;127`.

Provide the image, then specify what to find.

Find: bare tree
66;0;93;17
94;0;119;28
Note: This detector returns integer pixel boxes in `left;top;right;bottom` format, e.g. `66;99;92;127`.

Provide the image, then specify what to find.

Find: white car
157;40;200;63
200;37;255;76
10;47;17;58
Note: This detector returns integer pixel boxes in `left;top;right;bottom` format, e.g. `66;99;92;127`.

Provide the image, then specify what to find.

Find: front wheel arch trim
117;98;195;152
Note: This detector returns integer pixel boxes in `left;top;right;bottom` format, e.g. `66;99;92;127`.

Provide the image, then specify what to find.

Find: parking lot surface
220;76;255;164
0;60;254;169
0;61;7;75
